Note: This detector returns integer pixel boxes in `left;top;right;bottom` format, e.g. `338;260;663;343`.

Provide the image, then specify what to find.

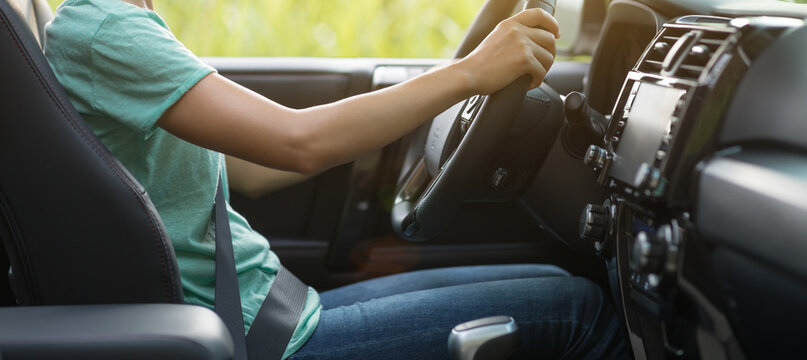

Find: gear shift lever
447;316;520;360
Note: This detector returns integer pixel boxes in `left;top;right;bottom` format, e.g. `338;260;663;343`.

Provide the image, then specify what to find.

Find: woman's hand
452;8;560;94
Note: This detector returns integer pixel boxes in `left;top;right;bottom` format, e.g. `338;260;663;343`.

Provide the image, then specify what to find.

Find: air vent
638;27;688;74
675;30;732;80
638;25;732;81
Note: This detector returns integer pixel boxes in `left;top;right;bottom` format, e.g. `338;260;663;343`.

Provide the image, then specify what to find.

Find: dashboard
565;1;807;359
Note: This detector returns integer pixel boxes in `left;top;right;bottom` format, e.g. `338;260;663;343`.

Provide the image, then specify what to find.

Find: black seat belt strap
214;170;309;360
246;265;309;360
214;174;248;360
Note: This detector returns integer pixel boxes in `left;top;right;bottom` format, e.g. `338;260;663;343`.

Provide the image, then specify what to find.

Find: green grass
46;0;485;58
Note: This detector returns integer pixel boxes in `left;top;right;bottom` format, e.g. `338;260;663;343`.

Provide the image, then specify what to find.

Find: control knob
653;41;671;56
583;145;608;170
579;204;609;243
630;231;667;274
564;92;606;157
689;44;712;63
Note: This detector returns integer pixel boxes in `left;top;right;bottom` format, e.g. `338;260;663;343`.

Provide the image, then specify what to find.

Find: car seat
0;0;232;358
1;0;183;310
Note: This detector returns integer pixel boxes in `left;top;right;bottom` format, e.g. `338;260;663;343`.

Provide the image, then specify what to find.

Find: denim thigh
319;264;571;310
290;266;628;359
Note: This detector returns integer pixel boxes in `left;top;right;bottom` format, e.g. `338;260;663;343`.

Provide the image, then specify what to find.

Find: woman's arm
158;9;559;174
225;156;311;198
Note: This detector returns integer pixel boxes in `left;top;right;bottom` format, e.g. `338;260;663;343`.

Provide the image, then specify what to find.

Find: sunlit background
47;0;807;57
46;0;486;57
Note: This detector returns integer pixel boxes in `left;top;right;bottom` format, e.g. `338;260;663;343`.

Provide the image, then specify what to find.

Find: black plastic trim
696;152;807;281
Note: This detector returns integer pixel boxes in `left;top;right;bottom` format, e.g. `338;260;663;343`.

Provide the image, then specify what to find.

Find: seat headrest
6;0;52;48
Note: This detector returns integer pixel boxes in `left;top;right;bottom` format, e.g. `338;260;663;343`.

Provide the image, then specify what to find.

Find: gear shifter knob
447;316;520;360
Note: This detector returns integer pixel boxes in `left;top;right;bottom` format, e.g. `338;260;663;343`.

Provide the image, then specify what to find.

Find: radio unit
582;15;794;205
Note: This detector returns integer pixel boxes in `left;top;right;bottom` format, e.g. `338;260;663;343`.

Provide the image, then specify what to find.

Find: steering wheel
391;0;558;241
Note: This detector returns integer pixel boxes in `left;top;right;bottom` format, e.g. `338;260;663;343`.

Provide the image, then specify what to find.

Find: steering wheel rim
391;0;557;241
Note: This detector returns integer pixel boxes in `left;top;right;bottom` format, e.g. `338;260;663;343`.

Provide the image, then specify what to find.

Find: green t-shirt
43;0;320;358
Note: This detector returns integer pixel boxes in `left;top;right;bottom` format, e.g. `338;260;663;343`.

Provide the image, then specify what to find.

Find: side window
555;0;583;52
49;0;487;58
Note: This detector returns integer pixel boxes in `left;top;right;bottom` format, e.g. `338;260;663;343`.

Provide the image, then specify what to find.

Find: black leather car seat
0;0;184;306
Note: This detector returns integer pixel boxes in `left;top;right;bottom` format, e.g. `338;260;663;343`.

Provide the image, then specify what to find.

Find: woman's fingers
519;26;556;88
507;10;558;88
530;34;556;72
525;27;557;58
520;26;556;89
527;55;549;89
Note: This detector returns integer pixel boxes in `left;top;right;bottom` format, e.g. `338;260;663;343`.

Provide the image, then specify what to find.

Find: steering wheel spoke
396;157;429;204
391;0;561;242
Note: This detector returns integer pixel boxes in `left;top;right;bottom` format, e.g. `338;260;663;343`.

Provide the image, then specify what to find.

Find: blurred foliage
48;0;807;56
47;0;486;57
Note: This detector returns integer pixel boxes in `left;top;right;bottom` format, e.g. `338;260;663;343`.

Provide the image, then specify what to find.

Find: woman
44;0;627;358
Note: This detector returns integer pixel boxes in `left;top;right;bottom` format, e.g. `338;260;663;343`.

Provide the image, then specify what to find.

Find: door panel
207;57;595;290
204;58;376;109
543;60;590;97
209;57;380;247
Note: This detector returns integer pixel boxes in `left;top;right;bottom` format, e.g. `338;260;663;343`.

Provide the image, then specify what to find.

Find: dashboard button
461;95;481;121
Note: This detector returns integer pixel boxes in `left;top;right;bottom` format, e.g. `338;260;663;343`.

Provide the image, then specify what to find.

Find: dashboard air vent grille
638;26;732;81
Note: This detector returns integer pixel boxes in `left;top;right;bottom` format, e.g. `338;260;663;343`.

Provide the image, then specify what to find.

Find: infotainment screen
610;82;685;186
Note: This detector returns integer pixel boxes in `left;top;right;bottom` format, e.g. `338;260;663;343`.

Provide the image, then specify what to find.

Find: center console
587;16;751;203
576;15;805;359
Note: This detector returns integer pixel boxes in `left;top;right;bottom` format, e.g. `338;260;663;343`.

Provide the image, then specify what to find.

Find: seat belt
213;172;309;360
214;175;248;360
246;265;309;359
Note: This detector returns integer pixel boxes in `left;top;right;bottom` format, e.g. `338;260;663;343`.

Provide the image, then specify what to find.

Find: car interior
1;0;806;359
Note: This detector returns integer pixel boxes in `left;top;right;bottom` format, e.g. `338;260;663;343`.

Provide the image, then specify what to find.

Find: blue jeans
288;264;628;359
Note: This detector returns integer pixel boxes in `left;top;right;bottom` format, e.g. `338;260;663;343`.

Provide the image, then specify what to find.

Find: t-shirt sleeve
90;11;215;137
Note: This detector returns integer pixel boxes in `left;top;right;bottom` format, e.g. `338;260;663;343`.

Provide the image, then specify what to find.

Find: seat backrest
0;0;184;305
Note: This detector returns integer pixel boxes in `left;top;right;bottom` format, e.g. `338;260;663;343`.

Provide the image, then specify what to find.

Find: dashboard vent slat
699;38;726;47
